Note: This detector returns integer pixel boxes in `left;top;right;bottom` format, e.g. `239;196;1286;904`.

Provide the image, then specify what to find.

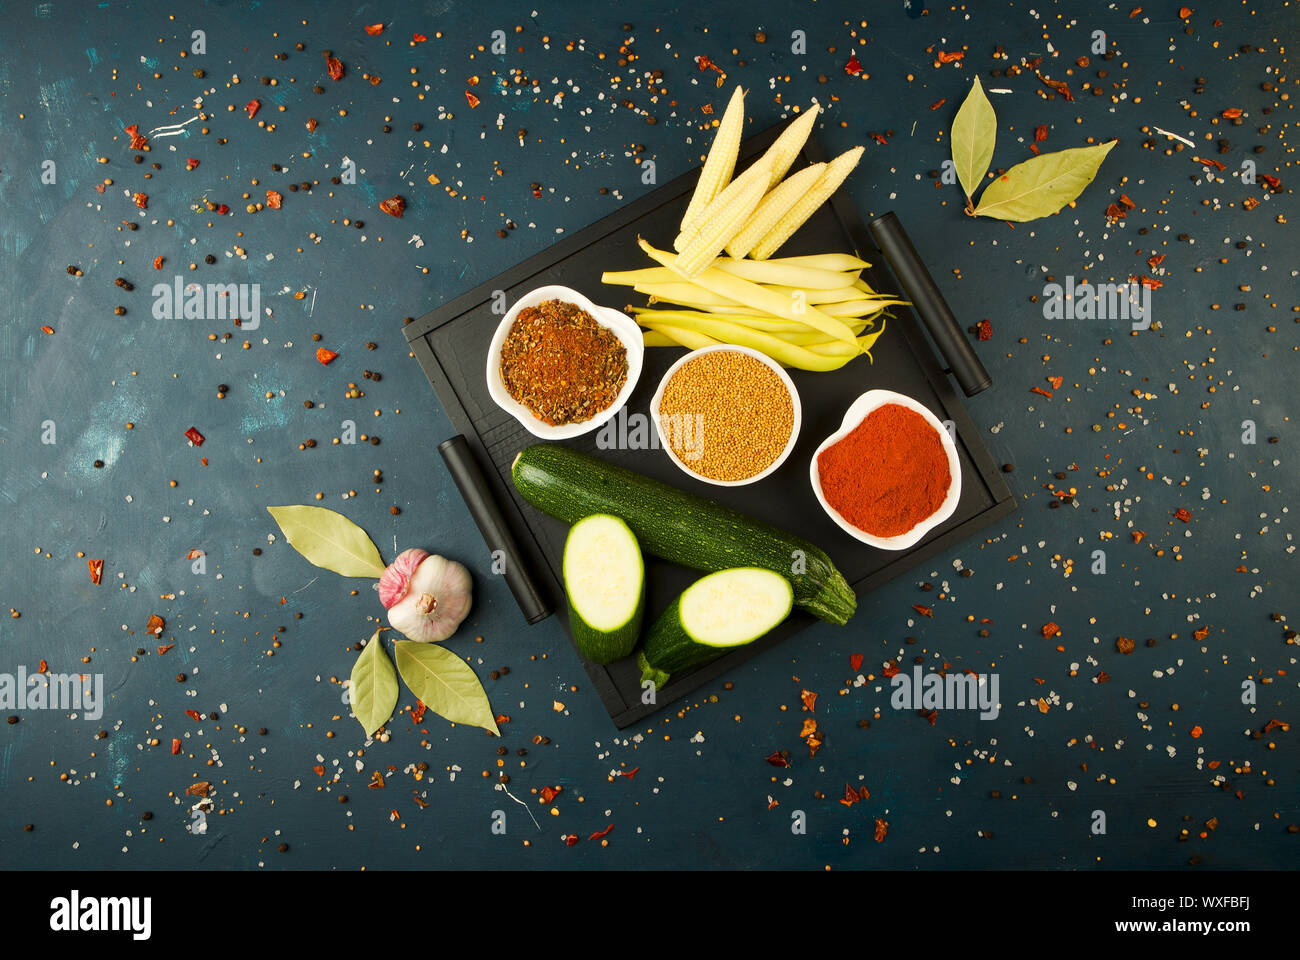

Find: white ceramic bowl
650;344;802;487
486;285;644;440
809;389;961;550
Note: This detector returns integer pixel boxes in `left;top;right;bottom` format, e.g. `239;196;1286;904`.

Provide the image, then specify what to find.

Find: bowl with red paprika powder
809;390;961;550
487;285;644;440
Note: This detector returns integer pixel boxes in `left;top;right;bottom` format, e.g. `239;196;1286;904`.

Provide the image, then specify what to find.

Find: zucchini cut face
563;514;644;633
680;568;793;647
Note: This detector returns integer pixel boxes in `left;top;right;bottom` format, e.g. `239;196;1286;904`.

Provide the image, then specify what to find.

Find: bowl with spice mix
650;345;801;487
809;389;961;550
487;286;643;439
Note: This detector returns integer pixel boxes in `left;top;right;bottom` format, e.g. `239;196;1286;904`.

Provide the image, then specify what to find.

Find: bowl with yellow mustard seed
650;345;801;487
487;285;644;440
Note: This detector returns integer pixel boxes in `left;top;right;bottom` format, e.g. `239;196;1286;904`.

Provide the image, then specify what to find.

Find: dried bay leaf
973;141;1117;222
350;630;399;738
950;75;997;201
394;640;500;736
266;504;386;578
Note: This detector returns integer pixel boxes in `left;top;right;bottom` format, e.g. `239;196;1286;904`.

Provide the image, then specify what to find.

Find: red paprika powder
816;403;951;538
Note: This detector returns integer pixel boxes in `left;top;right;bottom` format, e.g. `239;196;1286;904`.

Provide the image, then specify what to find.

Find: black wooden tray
405;126;1015;728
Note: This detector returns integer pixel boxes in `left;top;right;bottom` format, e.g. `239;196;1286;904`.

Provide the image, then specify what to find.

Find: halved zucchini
563;514;645;664
638;567;793;687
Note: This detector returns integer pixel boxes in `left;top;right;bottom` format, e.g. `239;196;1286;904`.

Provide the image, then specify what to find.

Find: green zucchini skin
512;444;856;625
639;568;794;685
563;515;644;664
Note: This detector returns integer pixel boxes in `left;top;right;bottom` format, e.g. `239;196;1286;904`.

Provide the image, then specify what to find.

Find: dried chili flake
1190;725;1203;738
185;426;205;446
850;653;864;672
327;56;344;81
858;785;870;800
412;32;428;43
379;195;406;217
1118;194;1136;209
266;190;283;210
563;833;580;846
539;785;561;804
882;662;900;678
171;738;182;755
806;733;824;758
499;299;628;426
185;157;199;171
936;50;964;63
844;53;863;75
799;718;818;738
157;643;174;655
1035;71;1074;101
840;784;860;807
1194;156;1226;171
1030;386;1053;398
465;90;480;109
410;700;427;724
1034;125;1049;142
124;123;148;150
152;256;165;270
364;23;384;35
1258;174;1281;191
1262;719;1289;733
620;766;639;779
929;98;947;111
316;347;339;365
94;183;106;194
1131;274;1163;290
216;203;229;215
1106;203;1127;221
37;660;47;674
874;818;889;841
146;614;165;635
800;689;818;712
245;99;261;118
1096;670;1110;683
41;325;54;335
369;771;386;789
306;117;318;133
1178;6;1193;17
1221;107;1243;119
912;604;933;618
185;709;202;722
1028;143;1041;156
764;751;788;767
1193;625;1210;641
589;824;614;840
494;713;510;725
1174;507;1192;522
1042;622;1061;639
922;708;937;725
976;318;992;341
132;192;148;209
87;559;104;585
1047;375;1064;390
1147;253;1166;270
871;132;889;145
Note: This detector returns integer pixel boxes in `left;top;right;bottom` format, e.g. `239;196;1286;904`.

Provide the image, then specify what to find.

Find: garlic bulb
379;548;473;643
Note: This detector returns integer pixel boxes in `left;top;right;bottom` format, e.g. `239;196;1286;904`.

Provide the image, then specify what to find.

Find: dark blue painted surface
0;0;1294;870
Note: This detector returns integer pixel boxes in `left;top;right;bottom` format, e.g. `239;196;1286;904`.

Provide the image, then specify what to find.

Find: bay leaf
973;141;1117;222
349;629;399;738
267;504;386;578
393;640;500;736
950;75;997;201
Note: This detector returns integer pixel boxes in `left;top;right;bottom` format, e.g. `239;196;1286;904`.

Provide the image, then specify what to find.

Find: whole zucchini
511;444;856;625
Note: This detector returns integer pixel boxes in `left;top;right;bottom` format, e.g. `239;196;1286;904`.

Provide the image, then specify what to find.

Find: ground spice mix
817;402;950;537
499;299;628;425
